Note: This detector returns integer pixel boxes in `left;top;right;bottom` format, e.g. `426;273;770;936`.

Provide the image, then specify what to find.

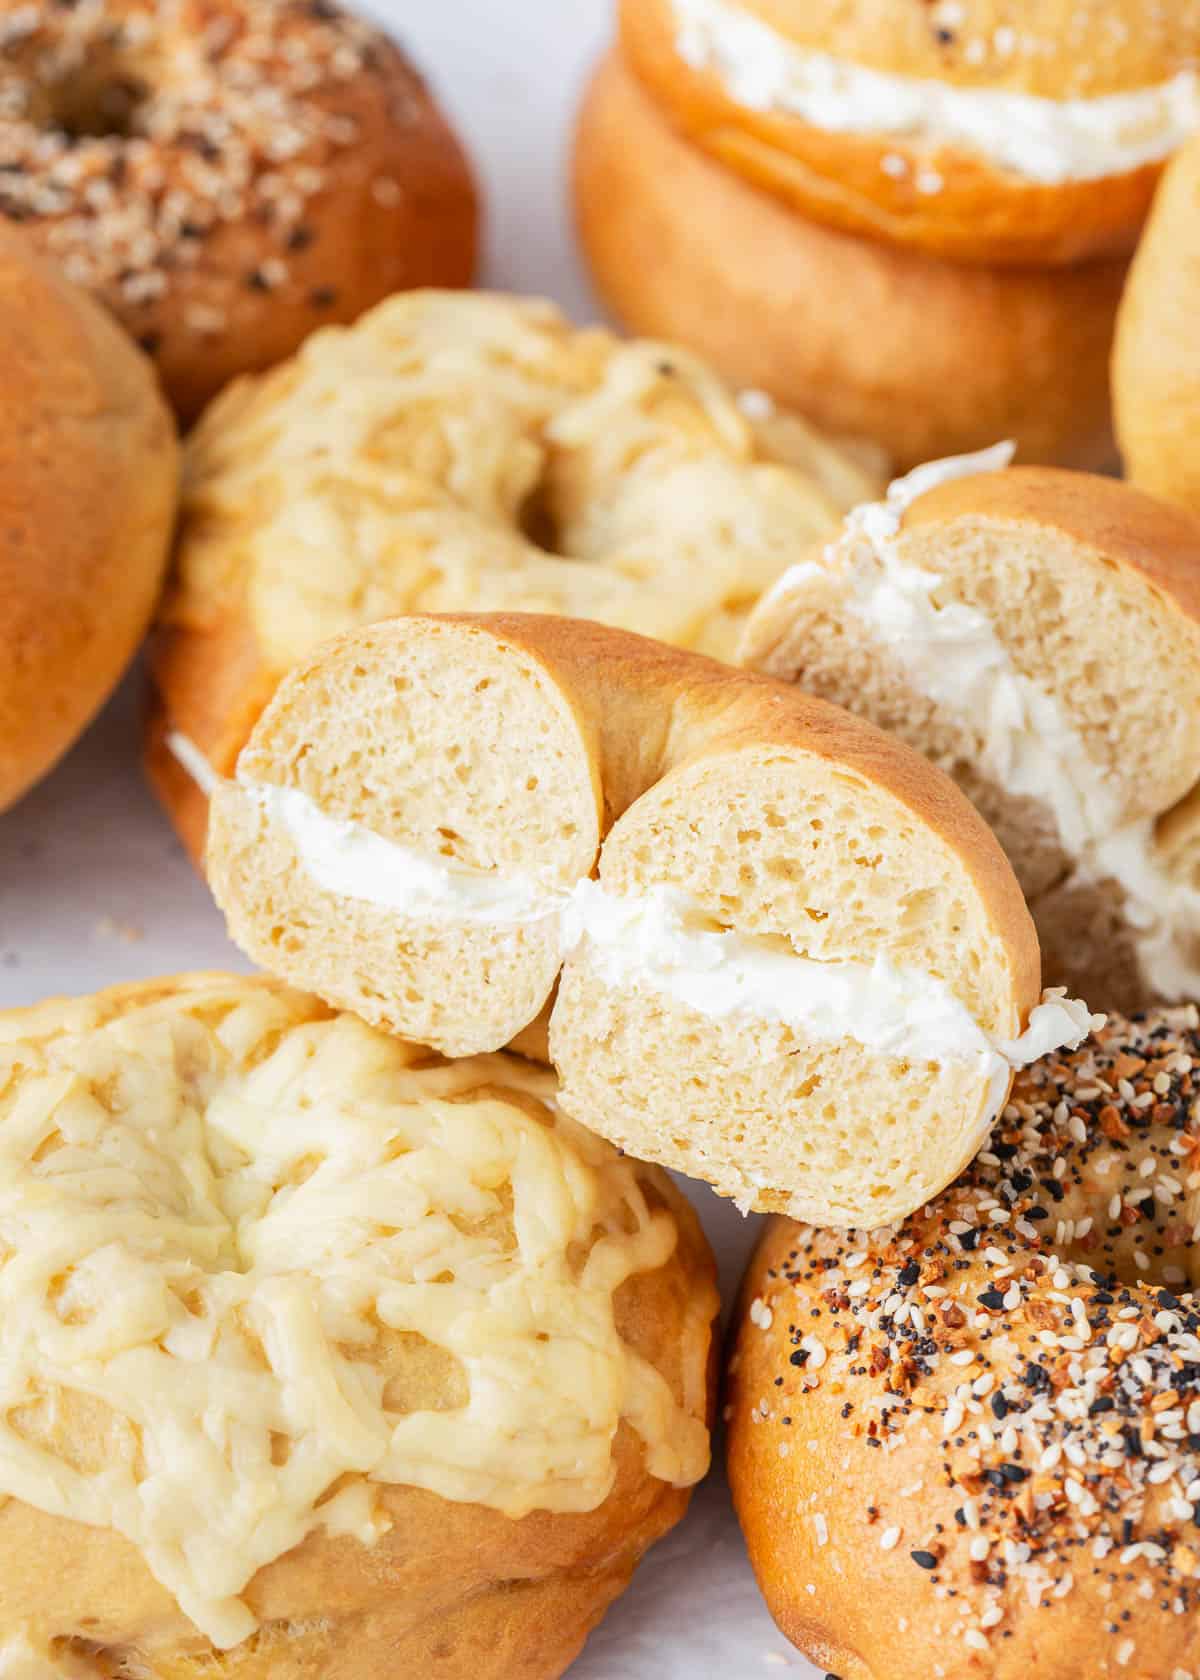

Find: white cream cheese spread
165;733;1099;1094
757;445;1200;999
241;779;564;925
672;0;1200;185
562;878;1098;1096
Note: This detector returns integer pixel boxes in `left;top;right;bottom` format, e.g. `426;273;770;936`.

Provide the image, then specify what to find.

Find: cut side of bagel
204;614;1099;1229
204;619;601;1060
741;450;1200;1010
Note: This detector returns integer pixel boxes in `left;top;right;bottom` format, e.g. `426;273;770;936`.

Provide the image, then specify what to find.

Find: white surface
0;4;818;1677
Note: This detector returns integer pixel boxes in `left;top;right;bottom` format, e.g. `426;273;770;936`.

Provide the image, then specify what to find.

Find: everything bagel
197;613;1098;1230
146;288;882;863
620;0;1200;266
728;1006;1200;1679
0;0;478;419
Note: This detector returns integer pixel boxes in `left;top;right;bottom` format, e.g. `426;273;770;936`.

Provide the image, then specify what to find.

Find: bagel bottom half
0;974;716;1679
575;56;1126;474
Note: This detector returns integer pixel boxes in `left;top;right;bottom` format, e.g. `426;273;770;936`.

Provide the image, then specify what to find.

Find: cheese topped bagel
0;974;715;1678
147;288;882;865
198;614;1098;1230
741;448;1200;1010
620;0;1200;265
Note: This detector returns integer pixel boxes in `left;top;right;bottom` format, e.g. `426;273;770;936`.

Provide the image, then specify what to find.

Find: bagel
740;449;1200;1012
727;1005;1200;1680
0;222;177;816
574;55;1126;472
0;973;716;1678
0;0;479;421
145;287;884;865
619;0;1200;266
195;612;1099;1230
1114;131;1200;516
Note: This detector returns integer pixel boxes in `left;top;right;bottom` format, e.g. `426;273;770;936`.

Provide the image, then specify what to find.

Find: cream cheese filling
167;734;1098;1089
672;0;1200;185
242;780;563;926
561;878;1097;1094
757;445;1200;998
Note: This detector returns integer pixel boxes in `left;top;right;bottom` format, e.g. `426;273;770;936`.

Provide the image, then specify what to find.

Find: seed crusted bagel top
729;1008;1200;1676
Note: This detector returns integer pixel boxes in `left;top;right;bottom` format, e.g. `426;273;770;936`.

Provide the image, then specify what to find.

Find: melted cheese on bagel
0;981;711;1648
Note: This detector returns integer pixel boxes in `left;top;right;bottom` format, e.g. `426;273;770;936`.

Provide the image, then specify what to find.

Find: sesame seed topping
0;0;405;335
745;1009;1200;1649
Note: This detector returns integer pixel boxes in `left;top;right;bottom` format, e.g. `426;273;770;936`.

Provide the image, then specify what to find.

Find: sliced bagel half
741;450;1200;1009
202;614;1098;1227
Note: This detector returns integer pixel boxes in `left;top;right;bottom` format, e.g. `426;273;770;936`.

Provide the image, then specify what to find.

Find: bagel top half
620;0;1200;265
147;288;882;865
0;973;716;1679
200;613;1099;1230
740;448;1200;1013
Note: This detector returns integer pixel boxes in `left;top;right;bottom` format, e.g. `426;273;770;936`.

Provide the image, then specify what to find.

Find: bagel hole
517;480;562;555
38;64;152;141
380;1331;468;1413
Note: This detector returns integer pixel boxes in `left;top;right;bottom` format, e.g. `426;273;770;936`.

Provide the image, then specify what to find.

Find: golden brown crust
728;1008;1200;1678
723;0;1200;93
0;223;178;814
574;56;1124;471
905;465;1200;630
145;606;281;869
620;0;1178;265
0;0;478;422
0;973;717;1680
1113;132;1200;516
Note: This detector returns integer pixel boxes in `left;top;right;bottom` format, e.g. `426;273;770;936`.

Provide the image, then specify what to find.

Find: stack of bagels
576;0;1200;471
3;2;1200;1678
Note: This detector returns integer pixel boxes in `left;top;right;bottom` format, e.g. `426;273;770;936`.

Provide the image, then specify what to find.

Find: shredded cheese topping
169;291;877;678
0;981;712;1649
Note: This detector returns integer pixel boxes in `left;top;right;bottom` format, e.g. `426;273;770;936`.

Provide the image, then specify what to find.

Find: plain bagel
0;0;479;421
1114;130;1200;516
198;612;1100;1231
619;0;1200;266
0;222;178;815
728;1006;1200;1679
574;55;1126;472
740;448;1200;1012
146;287;883;865
0;973;717;1679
